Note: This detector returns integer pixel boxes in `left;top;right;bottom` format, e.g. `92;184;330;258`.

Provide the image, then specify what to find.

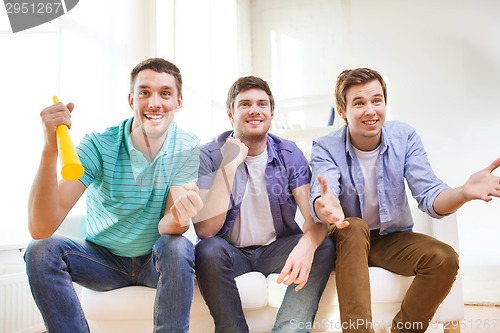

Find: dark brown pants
331;217;459;333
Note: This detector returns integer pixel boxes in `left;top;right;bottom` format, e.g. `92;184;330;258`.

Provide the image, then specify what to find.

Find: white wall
0;16;59;242
250;0;500;266
167;0;252;143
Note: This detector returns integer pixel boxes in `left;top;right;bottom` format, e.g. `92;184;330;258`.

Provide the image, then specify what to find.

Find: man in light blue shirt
25;58;203;333
310;67;500;333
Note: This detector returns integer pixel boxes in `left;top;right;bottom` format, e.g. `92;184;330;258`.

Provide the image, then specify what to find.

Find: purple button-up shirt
198;131;311;238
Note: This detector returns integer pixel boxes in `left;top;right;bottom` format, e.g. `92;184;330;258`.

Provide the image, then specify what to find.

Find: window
0;0;131;242
0;16;59;242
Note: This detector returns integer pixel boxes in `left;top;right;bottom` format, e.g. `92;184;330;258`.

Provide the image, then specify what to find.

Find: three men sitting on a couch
25;58;500;333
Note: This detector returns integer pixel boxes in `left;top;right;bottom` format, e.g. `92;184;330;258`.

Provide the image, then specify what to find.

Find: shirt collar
124;117;174;173
124;117;134;153
344;126;355;159
211;130;277;165
380;124;390;154
345;124;389;157
265;133;280;165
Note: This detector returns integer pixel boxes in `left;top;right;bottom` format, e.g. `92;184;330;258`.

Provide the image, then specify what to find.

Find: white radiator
0;273;45;333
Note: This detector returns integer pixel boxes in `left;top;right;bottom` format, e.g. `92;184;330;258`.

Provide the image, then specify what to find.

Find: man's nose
249;103;260;114
364;103;376;115
148;94;161;109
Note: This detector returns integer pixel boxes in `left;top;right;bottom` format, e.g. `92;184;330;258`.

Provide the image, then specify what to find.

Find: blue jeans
24;234;195;333
195;234;335;333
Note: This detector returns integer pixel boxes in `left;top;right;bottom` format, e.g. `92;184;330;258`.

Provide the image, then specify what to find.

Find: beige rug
461;266;500;306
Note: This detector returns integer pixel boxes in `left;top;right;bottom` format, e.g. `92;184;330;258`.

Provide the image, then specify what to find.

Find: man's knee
24;237;69;281
335;217;370;241
25;236;63;264
195;237;232;270
155;234;194;261
195;237;228;257
431;242;459;276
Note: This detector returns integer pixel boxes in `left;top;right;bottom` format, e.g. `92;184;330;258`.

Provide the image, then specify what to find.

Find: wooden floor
425;305;500;333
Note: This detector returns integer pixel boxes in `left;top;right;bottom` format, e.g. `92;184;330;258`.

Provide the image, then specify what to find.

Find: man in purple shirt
193;76;334;333
310;67;500;333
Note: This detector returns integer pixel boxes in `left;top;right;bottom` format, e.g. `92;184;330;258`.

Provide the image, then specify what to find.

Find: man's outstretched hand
314;176;349;229
463;158;500;202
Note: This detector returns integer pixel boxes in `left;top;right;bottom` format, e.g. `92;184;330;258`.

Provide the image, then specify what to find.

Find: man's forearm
158;212;190;235
301;217;329;249
193;164;238;238
28;148;61;238
432;187;467;216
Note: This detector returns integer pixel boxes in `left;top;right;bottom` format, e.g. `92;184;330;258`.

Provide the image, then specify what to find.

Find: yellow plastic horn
53;96;84;181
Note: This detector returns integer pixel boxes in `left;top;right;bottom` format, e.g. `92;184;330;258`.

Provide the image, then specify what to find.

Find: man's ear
128;94;134;110
176;95;183;111
337;107;347;122
227;110;235;127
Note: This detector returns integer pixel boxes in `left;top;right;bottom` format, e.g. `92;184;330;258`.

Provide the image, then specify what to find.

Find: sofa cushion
265;268;414;308
235;271;268;309
82;286;156;320
368;267;413;303
81;272;269;323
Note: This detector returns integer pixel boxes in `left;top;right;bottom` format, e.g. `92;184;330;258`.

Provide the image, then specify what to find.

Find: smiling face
338;79;386;151
128;69;182;144
229;88;274;144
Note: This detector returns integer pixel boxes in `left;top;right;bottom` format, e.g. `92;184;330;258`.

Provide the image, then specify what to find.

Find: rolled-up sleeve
309;136;344;223
403;129;451;218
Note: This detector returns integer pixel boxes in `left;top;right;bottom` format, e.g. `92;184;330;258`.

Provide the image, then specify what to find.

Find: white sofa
57;206;464;333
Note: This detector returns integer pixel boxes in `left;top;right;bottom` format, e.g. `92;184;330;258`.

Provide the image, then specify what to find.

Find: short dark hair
335;68;387;111
130;58;183;96
226;76;275;114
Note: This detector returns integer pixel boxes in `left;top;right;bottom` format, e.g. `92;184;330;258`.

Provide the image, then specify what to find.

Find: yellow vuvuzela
53;96;84;181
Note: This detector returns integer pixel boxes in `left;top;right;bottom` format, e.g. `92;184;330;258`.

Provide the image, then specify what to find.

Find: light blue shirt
310;121;451;234
77;117;200;257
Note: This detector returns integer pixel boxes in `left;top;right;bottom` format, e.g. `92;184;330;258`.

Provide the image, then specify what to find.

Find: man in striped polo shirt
25;58;203;333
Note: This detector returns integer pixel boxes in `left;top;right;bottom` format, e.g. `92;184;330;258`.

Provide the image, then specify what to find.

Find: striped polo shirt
76;117;200;257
